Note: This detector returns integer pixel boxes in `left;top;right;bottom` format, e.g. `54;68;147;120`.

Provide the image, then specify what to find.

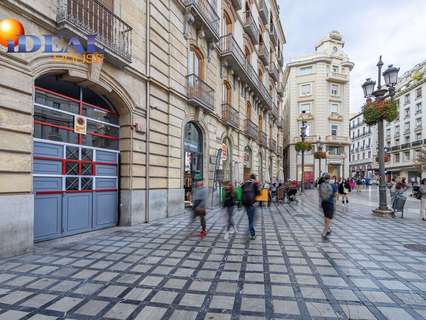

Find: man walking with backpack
242;174;260;240
318;173;337;239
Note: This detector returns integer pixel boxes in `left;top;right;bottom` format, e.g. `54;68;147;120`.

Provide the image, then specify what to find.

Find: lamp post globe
383;64;400;88
362;78;376;98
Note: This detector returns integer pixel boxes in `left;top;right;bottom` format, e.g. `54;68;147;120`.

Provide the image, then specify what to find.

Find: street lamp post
361;56;399;216
300;113;307;193
316;137;323;179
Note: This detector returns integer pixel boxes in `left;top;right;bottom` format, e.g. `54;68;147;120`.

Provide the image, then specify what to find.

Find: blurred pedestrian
192;177;208;237
419;178;426;221
318;173;337;239
242;174;260;240
223;181;237;240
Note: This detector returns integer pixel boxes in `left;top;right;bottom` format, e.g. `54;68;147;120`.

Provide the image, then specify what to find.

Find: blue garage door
32;76;119;242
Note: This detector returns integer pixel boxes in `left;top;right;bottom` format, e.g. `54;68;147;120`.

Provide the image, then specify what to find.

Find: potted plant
314;151;327;159
295;141;312;152
363;99;398;125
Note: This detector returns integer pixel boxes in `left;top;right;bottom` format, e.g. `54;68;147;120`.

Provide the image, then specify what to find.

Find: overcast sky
278;0;426;113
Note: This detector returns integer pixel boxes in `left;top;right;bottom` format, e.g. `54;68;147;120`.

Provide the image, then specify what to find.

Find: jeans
245;205;256;236
200;215;206;231
226;206;235;231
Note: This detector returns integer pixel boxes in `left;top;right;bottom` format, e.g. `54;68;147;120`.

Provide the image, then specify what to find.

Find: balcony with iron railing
270;139;277;153
245;119;258;140
325;135;351;144
271;103;279;119
230;0;242;11
186;74;215;112
222;104;239;129
326;72;348;83
243;11;259;44
269;23;278;46
219;35;272;109
184;0;220;42
269;63;279;82
258;42;269;66
57;0;132;64
259;0;268;25
277;51;284;67
258;131;267;146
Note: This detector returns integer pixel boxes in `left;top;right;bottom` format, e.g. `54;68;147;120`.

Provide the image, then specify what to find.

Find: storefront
184;122;203;205
33;75;119;241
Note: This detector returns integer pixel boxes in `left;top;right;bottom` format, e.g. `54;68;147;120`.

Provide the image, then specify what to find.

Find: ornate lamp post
300;118;307;193
361;56;399;216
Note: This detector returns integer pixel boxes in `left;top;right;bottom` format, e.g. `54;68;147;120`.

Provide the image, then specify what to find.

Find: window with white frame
368;151;371;158
416;102;422;114
330;84;339;96
395;138;400;144
416;117;422;128
404;108;410;118
327;146;340;155
395;153;400;163
331;124;338;136
405;121;410;130
395;125;400;135
363;152;365;159
299;102;311;113
330;103;339;113
405;135;410;143
416;87;422;99
300;83;312;96
298;66;313;76
404;93;410;105
416;132;422;140
404;151;410;161
332;65;339;73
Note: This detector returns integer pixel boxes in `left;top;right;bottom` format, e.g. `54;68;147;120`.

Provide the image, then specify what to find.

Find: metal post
301;149;305;193
376;117;389;211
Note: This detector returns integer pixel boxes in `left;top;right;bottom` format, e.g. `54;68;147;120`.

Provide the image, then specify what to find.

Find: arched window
188;46;204;80
222;11;233;35
246;102;252;121
223;80;232;105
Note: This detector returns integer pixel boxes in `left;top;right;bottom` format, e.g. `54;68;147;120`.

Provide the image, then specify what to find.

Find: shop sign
74;115;87;134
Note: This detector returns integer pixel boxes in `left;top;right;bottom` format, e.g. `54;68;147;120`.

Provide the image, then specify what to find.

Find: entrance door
32;76;119;241
184;122;203;205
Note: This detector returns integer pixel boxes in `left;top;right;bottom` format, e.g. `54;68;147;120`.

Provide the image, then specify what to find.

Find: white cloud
279;0;426;113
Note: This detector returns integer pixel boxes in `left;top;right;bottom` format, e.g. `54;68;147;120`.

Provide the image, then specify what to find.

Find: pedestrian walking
419;178;426;221
338;178;349;206
192;178;208;237
356;177;362;192
223;181;237;240
318;173;337;239
242;174;260;240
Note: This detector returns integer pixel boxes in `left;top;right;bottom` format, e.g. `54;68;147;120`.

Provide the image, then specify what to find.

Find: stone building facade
384;60;426;180
349;112;378;178
0;0;285;256
283;31;354;182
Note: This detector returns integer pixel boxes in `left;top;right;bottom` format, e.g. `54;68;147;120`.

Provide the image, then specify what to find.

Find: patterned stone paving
0;190;425;319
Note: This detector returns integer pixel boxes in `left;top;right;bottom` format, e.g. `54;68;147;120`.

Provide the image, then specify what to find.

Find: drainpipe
145;0;151;223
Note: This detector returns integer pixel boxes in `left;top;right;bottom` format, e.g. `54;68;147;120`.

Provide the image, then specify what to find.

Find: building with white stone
384;60;426;180
283;31;354;181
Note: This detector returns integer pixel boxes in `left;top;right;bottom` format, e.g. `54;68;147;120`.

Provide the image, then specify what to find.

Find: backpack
223;190;235;207
242;181;256;205
319;182;333;202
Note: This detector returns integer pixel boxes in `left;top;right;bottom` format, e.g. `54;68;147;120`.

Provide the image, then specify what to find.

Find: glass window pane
66;177;79;190
81;148;93;161
82;135;119;150
66;161;79;175
87;120;119;138
81;177;93;190
35;91;79;114
82;104;118;124
34;122;78;144
66;146;79;160
81;162;92;176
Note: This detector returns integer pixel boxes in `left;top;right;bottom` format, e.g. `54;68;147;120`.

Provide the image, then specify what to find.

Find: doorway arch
184;121;204;204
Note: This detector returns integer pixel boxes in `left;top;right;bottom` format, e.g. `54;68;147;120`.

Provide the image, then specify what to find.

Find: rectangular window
330;103;339;113
395;138;400;144
368;151;371;158
300;83;312;96
405;108;410;118
299;102;311;113
332;65;339;73
404;93;410;105
416;102;422;114
416;118;422;128
298;66;313;75
363;152;365;159
327;146;340;155
395;153;400;163
416;132;422;140
330;84;339;96
404;151;410;161
416;87;422;99
331;124;338;136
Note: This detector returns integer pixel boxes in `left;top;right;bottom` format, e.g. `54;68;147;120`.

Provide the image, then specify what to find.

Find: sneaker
321;232;328;239
250;235;256;240
224;231;229;240
200;230;207;237
230;226;238;234
326;229;332;236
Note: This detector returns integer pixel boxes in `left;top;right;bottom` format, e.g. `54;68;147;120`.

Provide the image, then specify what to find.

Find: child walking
223;181;237;240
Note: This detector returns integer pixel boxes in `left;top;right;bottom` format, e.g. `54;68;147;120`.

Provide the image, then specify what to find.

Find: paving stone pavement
0;190;425;320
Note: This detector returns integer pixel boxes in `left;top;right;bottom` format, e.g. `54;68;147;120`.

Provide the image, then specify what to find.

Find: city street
0;189;425;320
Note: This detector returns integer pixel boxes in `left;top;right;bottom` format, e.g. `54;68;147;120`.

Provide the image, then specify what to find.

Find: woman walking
338;178;349;206
223;181;237;240
192;178;208;237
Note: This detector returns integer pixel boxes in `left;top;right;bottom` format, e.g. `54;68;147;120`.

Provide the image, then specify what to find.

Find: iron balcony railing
258;131;267;146
259;42;269;66
269;23;278;46
243;11;259;44
222;104;239;129
277;51;284;67
230;0;242;11
57;0;132;62
270;139;277;153
186;74;215;112
245;119;258;140
184;0;220;42
219;35;272;109
271;103;279;119
259;0;269;24
269;63;279;82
